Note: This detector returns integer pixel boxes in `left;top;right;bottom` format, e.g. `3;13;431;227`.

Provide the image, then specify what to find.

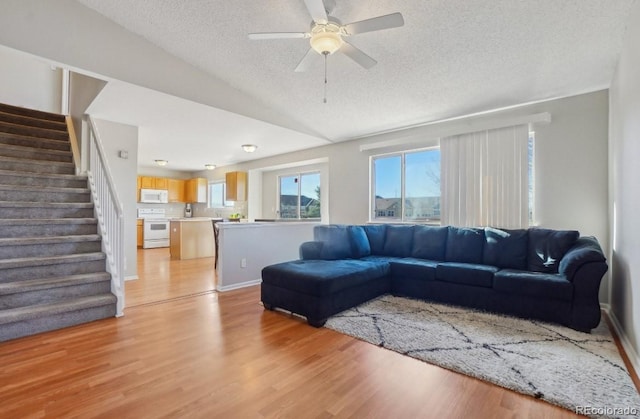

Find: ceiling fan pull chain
323;52;328;104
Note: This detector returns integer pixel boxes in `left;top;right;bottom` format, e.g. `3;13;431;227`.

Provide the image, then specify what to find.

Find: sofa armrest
300;241;323;260
559;236;607;281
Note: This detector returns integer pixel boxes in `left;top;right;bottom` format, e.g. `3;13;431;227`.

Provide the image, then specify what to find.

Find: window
371;149;441;222
208;182;232;208
278;172;321;219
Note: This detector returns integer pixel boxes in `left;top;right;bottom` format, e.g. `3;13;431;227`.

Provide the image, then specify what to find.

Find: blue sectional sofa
261;224;608;332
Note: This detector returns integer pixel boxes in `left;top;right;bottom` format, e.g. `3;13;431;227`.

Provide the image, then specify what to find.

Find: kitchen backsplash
193;201;247;219
136;202;188;218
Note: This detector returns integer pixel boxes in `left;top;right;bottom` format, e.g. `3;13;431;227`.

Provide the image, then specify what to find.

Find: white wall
217;222;317;291
0;46;62;113
609;1;640;370
0;0;321;138
92;119;139;279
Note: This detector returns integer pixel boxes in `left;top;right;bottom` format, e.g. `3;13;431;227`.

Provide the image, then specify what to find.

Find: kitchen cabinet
136;219;143;248
170;219;215;260
168;179;186;203
185;178;207;203
225;171;247;201
139;176;168;190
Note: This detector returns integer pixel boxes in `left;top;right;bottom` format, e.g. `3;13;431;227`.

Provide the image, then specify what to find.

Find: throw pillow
364;224;387;255
527;228;580;273
348;225;371;258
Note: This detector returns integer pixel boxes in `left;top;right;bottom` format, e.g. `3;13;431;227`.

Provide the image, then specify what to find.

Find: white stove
138;208;170;249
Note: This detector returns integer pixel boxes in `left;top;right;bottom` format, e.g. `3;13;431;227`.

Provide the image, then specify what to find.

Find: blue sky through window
375;150;440;198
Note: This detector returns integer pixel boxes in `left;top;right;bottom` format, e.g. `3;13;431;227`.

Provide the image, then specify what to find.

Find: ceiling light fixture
242;144;258;153
154;159;168;166
309;23;343;55
205;164;216;170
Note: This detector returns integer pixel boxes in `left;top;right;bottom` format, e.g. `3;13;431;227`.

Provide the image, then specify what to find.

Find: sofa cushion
436;262;498;288
445;227;485;264
483;227;528;270
390;258;438;281
364;224;387;255
261;259;390;296
348;225;371;258
314;225;353;260
528;228;579;273
494;269;573;301
411;225;448;261
382;225;414;257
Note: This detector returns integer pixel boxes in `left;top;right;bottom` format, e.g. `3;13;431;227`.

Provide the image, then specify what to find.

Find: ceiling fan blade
304;0;328;24
248;32;308;40
294;48;318;72
340;42;377;69
344;12;404;35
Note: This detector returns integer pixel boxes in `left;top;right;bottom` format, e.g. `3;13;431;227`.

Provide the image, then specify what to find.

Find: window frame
208;181;233;209
277;171;322;220
370;147;441;224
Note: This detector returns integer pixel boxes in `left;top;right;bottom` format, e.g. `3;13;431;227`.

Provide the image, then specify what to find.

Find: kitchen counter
169;219;215;260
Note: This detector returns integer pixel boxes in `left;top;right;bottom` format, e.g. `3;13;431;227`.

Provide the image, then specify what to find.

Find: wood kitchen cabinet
139;176;168;190
136;219;143;248
225;171;247;201
168;179;186;203
170;219;214;260
185;178;207;203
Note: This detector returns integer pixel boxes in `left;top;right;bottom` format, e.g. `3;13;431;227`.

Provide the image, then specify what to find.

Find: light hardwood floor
1;248;630;418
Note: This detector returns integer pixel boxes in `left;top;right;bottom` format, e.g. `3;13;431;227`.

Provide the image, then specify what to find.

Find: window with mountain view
372;149;441;222
279;172;321;219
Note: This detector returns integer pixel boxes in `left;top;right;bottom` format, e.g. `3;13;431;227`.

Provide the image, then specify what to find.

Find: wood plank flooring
0;248;625;418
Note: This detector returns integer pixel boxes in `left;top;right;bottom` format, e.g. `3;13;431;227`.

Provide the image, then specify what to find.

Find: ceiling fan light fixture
310;31;343;55
242;144;258;153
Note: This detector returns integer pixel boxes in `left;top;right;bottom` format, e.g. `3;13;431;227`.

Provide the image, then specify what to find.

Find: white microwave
140;189;169;204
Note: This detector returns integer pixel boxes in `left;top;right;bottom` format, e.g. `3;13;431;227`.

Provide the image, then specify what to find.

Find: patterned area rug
325;295;640;417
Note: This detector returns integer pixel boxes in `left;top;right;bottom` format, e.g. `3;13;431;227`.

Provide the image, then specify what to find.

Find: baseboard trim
601;305;640;378
125;275;139;281
217;279;262;292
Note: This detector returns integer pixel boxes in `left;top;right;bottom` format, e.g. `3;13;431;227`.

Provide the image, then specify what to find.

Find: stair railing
85;116;125;316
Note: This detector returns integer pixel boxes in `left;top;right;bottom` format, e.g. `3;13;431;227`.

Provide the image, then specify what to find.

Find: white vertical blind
441;124;529;228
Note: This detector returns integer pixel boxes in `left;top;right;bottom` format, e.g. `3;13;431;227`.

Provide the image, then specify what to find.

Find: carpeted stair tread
0;154;74;168
0;218;97;226
0;132;71;151
0;234;101;247
0;273;111;296
0;142;73;162
0;155;75;175
0;184;89;195
0;120;69;141
0;201;93;209
0;294;116;326
0;111;67;131
0;252;106;270
0;170;87;188
0;169;86;181
0;103;66;123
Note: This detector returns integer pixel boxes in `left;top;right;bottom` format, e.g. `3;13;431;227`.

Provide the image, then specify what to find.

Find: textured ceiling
74;0;635;145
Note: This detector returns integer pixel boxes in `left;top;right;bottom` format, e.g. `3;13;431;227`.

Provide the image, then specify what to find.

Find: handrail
85;116;125;316
65;116;81;173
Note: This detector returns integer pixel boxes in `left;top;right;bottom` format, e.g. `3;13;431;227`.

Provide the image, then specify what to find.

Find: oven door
143;220;170;248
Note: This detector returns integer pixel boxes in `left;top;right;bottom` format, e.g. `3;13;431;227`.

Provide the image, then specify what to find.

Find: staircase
0;102;117;342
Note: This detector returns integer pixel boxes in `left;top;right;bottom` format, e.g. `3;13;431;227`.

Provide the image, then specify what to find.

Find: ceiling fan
248;0;405;72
